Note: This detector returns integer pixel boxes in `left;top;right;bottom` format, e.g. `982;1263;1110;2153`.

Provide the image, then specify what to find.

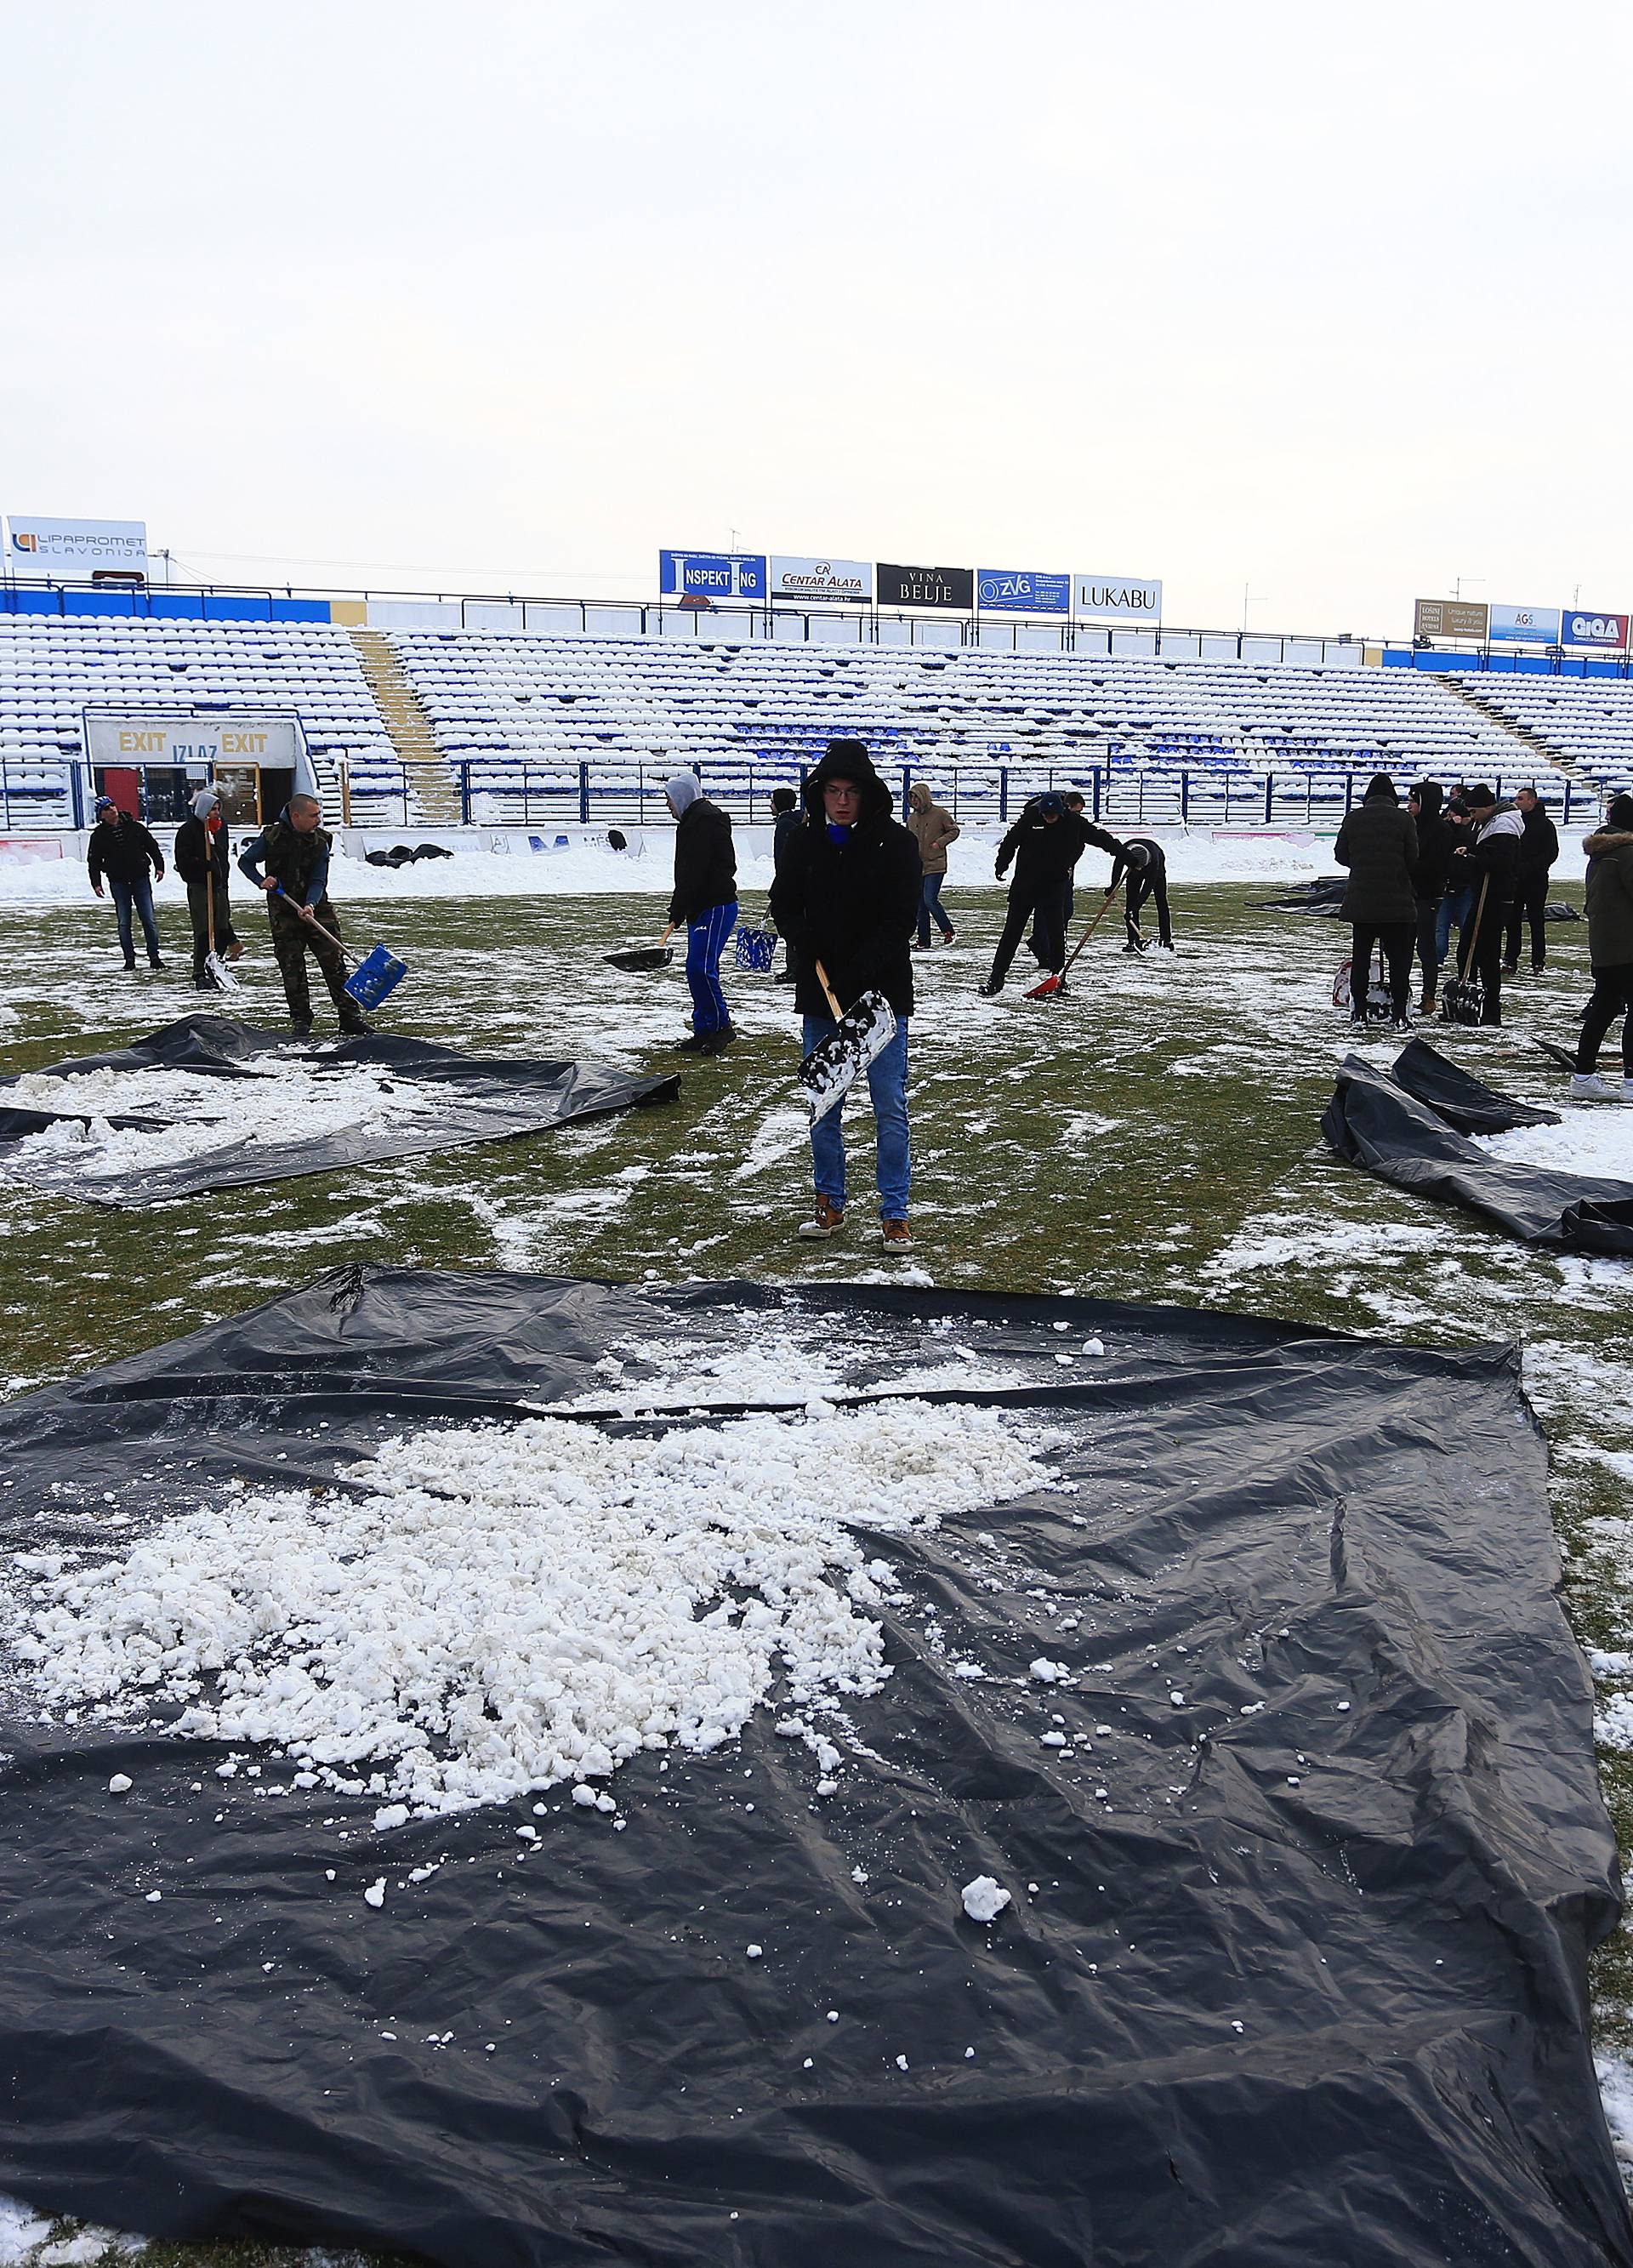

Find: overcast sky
6;1;1630;638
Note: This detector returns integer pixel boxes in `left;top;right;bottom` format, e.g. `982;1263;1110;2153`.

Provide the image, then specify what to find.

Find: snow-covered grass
2;867;1632;2256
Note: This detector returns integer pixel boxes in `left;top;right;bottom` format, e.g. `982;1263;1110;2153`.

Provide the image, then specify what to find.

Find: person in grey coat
1333;773;1420;1027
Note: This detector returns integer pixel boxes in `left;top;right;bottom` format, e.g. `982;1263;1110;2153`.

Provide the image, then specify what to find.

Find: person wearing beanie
664;770;738;1055
1107;834;1169;950
1568;793;1633;1103
1333;773;1419;1026
174;786;243;990
87;796;167;972
767;738;922;1248
1447;784;1523;1024
905;780;960;946
982;792;1129;995
1501;784;1561;977
1407;781;1456;1011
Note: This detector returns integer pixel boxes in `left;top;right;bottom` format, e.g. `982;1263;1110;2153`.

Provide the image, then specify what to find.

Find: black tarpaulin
1322;1049;1633;1253
0;1015;679;1206
0;1267;1625;2268
1387;1036;1562;1134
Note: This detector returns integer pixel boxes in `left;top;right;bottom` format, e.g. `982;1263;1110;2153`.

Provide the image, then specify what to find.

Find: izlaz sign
876;562;976;611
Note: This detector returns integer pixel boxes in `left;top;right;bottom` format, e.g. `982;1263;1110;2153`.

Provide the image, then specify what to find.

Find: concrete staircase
348;630;462;823
1439;675;1596;801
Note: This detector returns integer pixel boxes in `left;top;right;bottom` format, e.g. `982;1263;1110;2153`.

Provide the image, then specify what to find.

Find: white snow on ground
3;1061;428;1188
551;1324;1039;1411
1598;2054;1633;2177
1476;1110;1633;1175
14;1401;1055;1817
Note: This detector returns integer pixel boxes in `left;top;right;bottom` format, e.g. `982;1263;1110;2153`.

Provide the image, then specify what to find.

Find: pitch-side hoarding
1488;602;1563;645
657;550;766;603
768;556;873;605
1559;607;1630;651
1075;575;1162;622
7;515;149;578
876;562;976;612
976;568;1071;616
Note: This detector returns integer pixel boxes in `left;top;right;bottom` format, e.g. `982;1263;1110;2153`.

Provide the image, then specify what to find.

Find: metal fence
1;753;1603;839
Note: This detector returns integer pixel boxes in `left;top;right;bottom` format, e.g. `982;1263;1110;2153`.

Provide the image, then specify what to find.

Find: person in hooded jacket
767;738;921;1249
1107;835;1166;949
1447;784;1522;1024
906;781;959;946
1502;786;1561;977
174;787;243;990
1333;772;1419;1026
1568;792;1633;1103
664;771;738;1054
1407;780;1455;1012
981;793;1129;995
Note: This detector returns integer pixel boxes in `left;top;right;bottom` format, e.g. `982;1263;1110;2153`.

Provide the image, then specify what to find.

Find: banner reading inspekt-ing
768;556;873;605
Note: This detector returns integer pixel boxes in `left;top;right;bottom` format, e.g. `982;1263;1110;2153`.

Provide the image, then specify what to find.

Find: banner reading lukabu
976;569;1071;616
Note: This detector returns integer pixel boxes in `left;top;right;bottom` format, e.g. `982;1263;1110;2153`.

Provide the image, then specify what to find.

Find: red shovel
1026;878;1125;999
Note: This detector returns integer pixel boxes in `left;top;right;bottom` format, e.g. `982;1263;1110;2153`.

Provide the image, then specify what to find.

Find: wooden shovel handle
812;957;845;1020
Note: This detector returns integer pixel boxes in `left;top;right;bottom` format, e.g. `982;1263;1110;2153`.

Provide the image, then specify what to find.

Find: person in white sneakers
1569;792;1633;1103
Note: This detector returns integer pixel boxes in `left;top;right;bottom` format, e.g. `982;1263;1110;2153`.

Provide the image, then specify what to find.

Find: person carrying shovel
174;786;243;992
238;794;372;1038
768;738;922;1250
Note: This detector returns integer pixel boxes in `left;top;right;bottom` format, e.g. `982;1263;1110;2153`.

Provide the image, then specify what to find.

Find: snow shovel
202;869;239;995
1026;879;1124;999
275;887;408;1013
605;923;678;973
1439;878;1490;1026
799;960;897;1125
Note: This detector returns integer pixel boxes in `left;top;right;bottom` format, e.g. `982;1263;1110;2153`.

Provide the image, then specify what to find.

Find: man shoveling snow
238;795;372;1040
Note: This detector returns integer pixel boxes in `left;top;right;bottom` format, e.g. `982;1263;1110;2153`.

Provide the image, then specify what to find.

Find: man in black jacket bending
768;739;921;1249
665;771;738;1054
981;794;1129;995
1502;786;1560;977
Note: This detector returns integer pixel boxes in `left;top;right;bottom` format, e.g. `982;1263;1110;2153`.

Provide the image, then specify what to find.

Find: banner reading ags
1488;603;1563;645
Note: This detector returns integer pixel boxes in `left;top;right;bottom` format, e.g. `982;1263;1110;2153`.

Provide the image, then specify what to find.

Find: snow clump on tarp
15;1401;1055;1817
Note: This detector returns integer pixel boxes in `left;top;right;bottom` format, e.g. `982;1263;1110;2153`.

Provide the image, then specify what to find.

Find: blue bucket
344;943;408;1011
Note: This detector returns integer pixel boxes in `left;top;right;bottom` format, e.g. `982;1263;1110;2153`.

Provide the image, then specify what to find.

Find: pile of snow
14;1401;1055;1816
1477;1110;1633;1177
3;1061;426;1186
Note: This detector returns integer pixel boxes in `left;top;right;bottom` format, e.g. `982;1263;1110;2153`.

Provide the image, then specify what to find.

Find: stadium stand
1449;672;1633;796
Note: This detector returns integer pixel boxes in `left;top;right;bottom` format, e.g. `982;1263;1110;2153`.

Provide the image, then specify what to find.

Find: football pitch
1;875;1630;2263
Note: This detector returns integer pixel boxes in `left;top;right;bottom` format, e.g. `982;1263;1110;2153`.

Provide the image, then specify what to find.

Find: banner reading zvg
977;568;1071;616
876;562;975;612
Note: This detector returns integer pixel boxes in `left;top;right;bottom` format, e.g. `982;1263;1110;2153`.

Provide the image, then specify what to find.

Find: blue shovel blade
345;944;408;1011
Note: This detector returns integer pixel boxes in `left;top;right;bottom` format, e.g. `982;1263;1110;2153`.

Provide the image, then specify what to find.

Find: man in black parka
768;738;921;1248
1333;772;1419;1027
982;793;1130;994
1502;786;1561;977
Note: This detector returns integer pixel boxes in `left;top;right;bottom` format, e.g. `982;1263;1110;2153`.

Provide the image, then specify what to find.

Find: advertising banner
876;562;976;612
1413;597;1490;642
83;714;304;772
769;556;873;605
1075;575;1163;622
657;550;766;604
1559;606;1629;651
7;515;148;579
1488;602;1562;646
976;568;1071;616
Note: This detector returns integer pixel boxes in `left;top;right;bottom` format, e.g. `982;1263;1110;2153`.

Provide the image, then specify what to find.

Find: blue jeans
803;1012;910;1220
685;899;737;1031
109;876;161;964
1436;886;1474;970
917;873;953;945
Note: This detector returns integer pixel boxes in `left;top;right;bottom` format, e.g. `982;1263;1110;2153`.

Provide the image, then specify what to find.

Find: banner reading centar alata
1076;575;1162;622
7;514;148;578
768;556;873;605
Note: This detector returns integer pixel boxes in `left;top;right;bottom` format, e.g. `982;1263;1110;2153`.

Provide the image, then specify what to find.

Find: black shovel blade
604;946;675;973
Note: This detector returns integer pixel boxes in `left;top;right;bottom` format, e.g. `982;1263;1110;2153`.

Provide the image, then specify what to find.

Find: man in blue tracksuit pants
665;771;738;1055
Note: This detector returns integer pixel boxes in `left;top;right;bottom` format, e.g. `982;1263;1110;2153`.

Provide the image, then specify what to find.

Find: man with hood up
905;780;959;946
1568;792;1633;1103
981;793;1130;995
768;738;921;1248
1334;772;1419;1027
1407;780;1455;1012
664;770;738;1054
174;786;243;991
1448;784;1523;1025
238;795;371;1037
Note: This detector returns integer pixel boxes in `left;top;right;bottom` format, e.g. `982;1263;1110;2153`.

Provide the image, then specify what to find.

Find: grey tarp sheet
0;1266;1624;2266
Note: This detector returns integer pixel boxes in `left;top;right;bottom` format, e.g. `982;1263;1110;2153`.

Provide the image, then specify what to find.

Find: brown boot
880;1218;913;1251
1420;989;1436;1015
798;1195;845;1241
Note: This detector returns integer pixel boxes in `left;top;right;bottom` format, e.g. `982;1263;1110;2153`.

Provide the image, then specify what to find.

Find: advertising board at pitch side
1075;575;1163;622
